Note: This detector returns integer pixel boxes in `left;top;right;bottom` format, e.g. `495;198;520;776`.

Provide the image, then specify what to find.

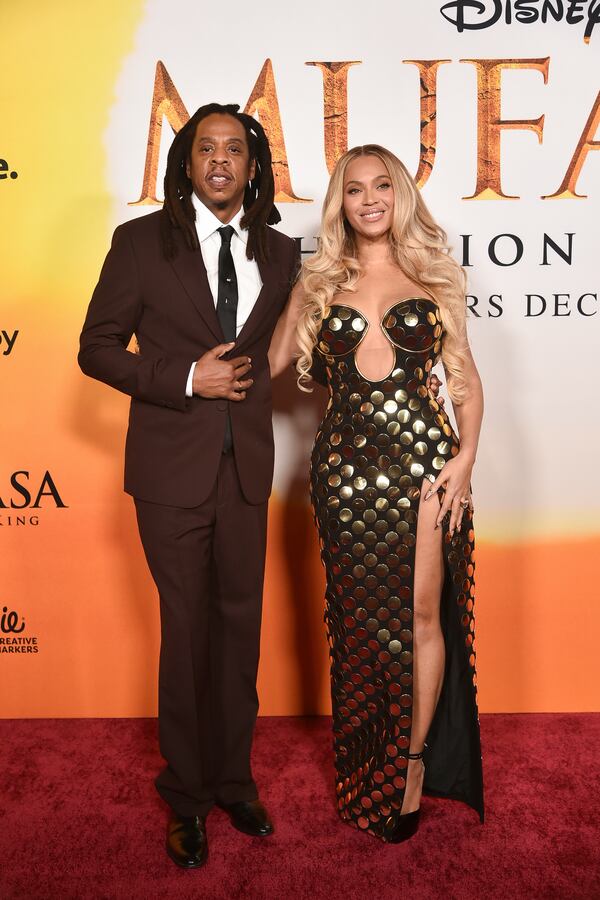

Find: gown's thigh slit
409;480;446;752
419;486;484;823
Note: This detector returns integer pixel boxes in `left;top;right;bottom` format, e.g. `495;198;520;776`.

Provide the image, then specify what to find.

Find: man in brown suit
79;103;298;868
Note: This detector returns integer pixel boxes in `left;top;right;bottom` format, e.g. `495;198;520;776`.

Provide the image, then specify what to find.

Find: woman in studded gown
269;145;484;842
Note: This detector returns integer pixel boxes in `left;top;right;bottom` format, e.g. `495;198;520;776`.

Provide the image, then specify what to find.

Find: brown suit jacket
79;210;298;507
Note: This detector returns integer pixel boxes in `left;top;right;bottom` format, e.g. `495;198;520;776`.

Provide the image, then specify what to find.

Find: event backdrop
1;0;598;717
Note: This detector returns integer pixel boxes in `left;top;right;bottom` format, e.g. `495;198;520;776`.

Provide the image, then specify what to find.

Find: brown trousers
135;452;268;817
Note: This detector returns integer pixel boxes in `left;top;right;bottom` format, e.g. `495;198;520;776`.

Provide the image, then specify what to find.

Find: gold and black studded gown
310;297;484;841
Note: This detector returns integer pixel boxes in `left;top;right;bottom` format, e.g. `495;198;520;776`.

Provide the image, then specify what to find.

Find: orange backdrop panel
2;471;598;717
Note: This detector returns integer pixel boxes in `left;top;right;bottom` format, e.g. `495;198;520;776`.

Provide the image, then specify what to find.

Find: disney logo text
440;0;600;43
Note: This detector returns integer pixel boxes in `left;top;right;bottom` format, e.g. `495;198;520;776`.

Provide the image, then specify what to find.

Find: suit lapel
169;227;282;350
235;236;280;352
169;241;224;343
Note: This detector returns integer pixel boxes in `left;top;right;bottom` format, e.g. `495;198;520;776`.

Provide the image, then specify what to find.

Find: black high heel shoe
389;747;425;844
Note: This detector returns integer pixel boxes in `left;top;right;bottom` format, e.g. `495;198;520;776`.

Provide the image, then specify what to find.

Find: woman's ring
460;498;469;509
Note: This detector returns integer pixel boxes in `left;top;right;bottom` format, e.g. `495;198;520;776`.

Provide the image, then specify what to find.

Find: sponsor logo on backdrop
0;606;38;654
1;330;19;356
440;0;600;43
0;158;18;181
0;470;67;527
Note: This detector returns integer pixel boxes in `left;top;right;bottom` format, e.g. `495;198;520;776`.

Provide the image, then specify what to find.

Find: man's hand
427;372;445;406
192;343;253;400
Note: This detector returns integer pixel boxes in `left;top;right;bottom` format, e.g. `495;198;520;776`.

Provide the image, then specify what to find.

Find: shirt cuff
185;362;197;398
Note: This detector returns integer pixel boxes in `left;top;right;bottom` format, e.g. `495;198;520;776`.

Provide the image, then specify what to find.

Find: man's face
186;113;256;222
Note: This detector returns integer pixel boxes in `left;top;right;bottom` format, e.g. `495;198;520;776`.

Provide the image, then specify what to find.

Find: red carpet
1;715;599;899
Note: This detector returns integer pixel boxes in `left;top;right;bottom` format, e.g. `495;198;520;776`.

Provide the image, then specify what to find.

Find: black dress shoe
166;814;208;868
218;799;274;837
389;809;420;843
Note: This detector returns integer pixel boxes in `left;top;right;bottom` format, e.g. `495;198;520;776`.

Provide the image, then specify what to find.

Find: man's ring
460;498;469;509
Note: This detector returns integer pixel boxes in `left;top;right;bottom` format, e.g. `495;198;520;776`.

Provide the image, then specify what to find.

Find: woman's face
342;155;394;240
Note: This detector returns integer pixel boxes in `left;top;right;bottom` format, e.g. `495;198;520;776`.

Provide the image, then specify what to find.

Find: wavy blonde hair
296;144;469;402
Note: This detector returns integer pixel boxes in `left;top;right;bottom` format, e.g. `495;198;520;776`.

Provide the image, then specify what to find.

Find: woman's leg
400;484;445;814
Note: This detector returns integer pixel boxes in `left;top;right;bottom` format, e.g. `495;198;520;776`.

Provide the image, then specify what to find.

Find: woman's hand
425;452;474;534
426;372;444;406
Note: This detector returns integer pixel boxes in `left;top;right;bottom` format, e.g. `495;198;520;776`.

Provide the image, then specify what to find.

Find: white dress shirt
185;194;263;397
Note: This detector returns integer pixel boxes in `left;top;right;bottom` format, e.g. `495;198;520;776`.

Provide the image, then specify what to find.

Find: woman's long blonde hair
296;144;469;402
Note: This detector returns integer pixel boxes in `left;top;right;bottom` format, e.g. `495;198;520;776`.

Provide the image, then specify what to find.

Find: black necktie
217;225;238;342
216;225;238;452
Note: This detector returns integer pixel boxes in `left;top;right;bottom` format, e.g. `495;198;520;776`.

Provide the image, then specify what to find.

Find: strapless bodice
316;297;443;360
